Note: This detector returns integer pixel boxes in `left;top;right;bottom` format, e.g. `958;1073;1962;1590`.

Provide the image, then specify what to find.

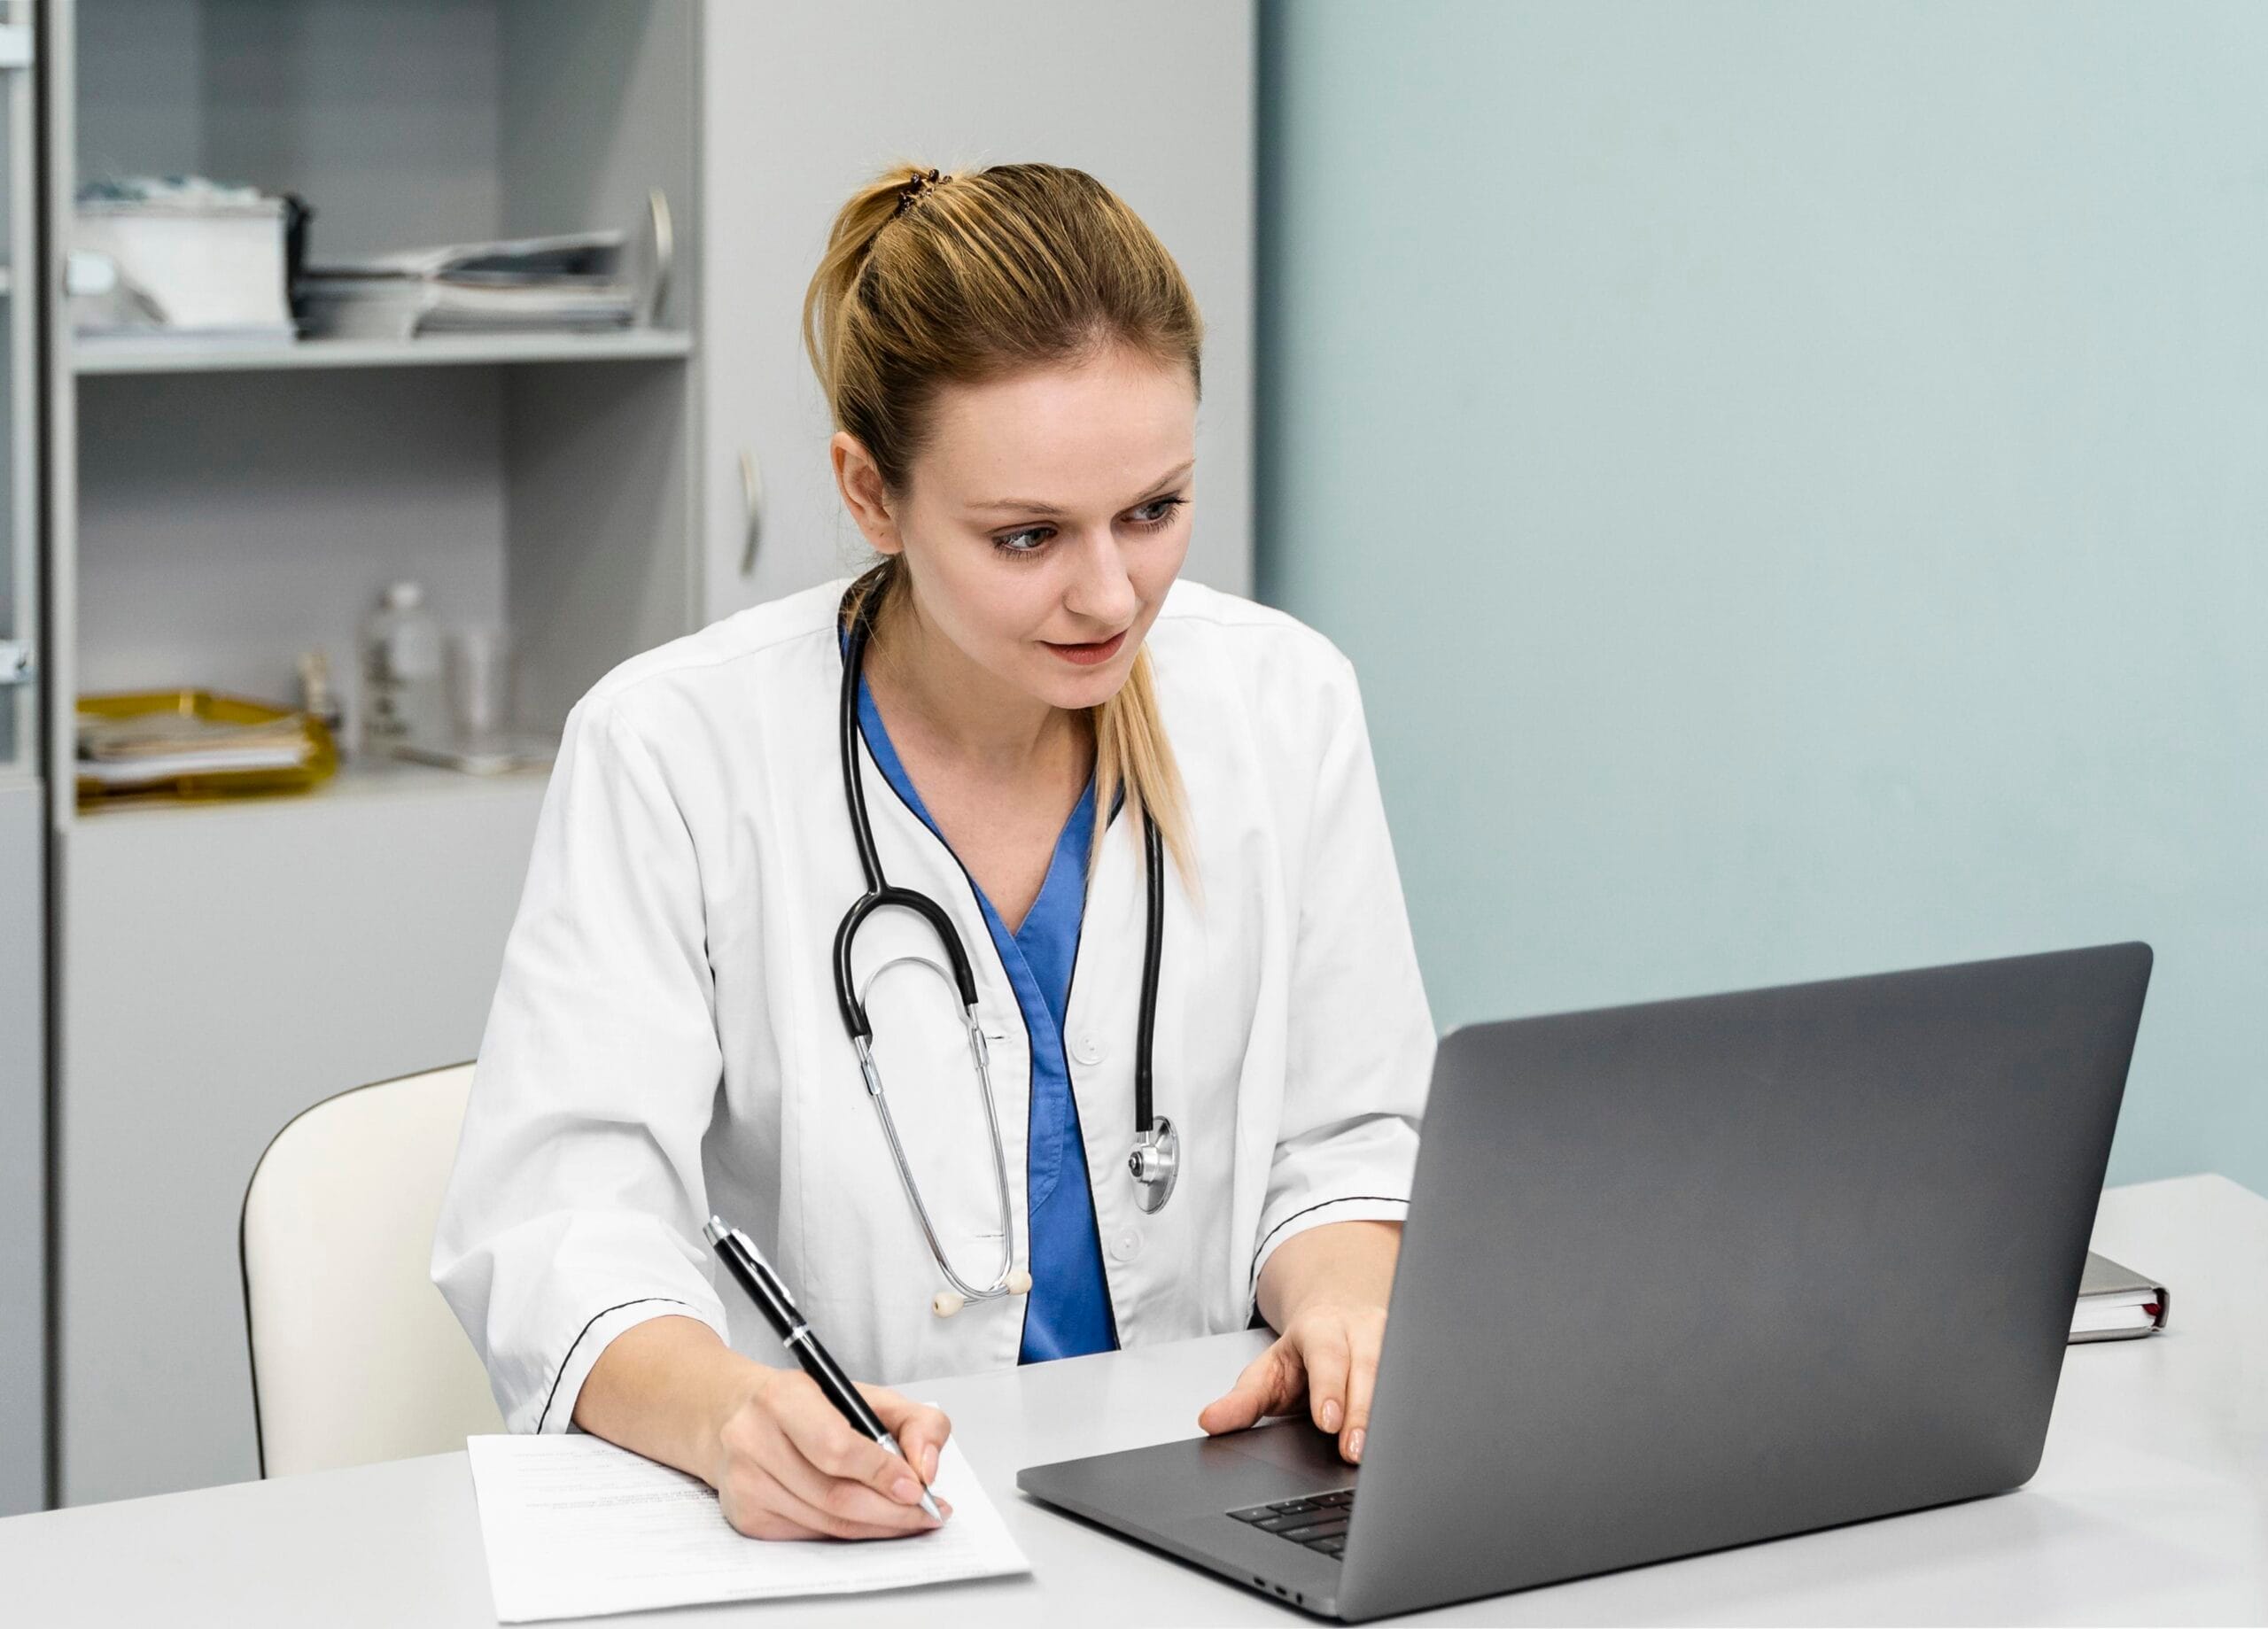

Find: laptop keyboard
1226;1487;1356;1557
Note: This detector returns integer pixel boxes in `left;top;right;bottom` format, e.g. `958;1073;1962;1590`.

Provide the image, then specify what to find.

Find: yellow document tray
76;689;339;807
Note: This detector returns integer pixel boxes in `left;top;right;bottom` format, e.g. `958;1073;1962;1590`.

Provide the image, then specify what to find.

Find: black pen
703;1215;944;1521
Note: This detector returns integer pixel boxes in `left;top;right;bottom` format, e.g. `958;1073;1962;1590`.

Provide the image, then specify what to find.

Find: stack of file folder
299;229;638;342
76;691;337;803
80;708;308;787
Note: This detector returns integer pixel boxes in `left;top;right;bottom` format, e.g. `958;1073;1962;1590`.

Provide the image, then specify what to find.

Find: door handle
643;187;673;328
738;447;765;578
0;641;32;687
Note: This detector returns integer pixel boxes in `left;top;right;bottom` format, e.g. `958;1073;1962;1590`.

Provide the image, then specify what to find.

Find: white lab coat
432;576;1435;1434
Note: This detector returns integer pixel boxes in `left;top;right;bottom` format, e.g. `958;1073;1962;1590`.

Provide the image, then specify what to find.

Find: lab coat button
1073;1033;1106;1067
1109;1229;1141;1262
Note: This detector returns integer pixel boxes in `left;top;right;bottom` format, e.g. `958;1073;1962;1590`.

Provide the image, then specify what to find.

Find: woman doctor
432;162;1435;1542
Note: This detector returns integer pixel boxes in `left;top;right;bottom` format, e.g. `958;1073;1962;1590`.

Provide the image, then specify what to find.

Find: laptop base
1020;1419;1354;1619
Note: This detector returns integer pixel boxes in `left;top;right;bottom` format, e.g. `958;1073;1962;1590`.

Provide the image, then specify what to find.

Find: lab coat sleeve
1250;655;1437;1299
431;690;734;1434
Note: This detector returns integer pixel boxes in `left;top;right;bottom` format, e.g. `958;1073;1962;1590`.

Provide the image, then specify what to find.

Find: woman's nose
1065;531;1139;626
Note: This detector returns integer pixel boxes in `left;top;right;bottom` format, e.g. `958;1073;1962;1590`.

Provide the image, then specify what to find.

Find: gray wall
1258;0;2266;1191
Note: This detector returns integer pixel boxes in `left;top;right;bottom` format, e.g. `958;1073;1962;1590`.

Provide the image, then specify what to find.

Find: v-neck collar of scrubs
854;674;1096;1016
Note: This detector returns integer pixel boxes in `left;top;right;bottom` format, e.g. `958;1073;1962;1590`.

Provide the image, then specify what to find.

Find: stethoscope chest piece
1128;1115;1180;1214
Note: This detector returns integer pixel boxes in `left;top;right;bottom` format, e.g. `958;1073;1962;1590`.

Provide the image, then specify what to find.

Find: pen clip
707;1216;805;1323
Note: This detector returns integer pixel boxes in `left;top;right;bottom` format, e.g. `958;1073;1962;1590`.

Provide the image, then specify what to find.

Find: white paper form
467;1433;1029;1623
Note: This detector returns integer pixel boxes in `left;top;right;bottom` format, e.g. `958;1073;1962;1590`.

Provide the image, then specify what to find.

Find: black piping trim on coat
534;1297;700;1435
1247;1194;1409;1305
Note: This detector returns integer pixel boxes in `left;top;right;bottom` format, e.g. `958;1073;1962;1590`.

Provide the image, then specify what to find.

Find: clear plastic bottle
361;580;446;752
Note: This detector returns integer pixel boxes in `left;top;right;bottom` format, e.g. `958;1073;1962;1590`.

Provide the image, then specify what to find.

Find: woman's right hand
710;1366;955;1540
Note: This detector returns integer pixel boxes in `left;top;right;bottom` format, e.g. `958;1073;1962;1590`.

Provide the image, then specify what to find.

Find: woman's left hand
1195;1219;1401;1464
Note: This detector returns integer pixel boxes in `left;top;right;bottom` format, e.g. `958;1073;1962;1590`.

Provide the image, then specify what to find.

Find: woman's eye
992;498;1183;557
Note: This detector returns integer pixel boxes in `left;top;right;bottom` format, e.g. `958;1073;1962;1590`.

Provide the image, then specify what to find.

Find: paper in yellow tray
76;689;338;806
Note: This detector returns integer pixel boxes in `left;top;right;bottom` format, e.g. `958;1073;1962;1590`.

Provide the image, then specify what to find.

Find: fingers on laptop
1295;1307;1385;1462
1341;1317;1381;1463
1198;1338;1306;1434
1302;1324;1351;1439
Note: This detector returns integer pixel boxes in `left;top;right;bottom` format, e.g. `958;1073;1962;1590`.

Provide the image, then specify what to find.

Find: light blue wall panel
1258;1;2267;1191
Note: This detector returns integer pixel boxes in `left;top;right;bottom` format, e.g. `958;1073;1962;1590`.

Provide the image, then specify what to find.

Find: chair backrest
241;1062;502;1478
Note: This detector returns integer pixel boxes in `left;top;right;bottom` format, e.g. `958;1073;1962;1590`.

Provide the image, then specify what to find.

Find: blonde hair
804;162;1201;892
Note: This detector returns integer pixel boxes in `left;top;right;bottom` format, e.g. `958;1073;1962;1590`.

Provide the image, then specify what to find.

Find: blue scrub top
850;657;1120;1363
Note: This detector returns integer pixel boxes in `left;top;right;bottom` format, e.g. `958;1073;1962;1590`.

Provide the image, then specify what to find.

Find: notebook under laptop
1018;942;2153;1620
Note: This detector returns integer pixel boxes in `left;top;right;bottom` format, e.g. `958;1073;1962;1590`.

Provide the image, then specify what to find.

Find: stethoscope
832;595;1179;1319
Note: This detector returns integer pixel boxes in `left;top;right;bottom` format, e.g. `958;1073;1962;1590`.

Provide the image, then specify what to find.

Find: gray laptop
1019;942;2153;1621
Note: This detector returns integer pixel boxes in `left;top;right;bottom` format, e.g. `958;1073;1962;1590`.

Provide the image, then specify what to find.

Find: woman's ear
831;431;904;556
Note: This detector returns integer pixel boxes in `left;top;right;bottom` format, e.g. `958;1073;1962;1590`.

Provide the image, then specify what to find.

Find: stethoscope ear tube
1133;810;1164;1133
833;606;983;1036
833;885;982;1038
838;611;887;896
1128;813;1178;1214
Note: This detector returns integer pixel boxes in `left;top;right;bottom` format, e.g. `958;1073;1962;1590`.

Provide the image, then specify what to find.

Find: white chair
240;1062;503;1478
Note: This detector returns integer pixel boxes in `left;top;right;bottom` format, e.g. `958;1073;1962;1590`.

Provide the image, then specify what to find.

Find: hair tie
892;167;944;220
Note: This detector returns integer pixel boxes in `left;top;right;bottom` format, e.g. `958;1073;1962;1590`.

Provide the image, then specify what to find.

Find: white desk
8;1175;2264;1625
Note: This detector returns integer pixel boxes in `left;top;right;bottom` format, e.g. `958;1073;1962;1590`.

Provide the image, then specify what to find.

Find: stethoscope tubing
834;612;981;1036
851;1014;1016;1305
1134;810;1163;1134
832;592;1174;1307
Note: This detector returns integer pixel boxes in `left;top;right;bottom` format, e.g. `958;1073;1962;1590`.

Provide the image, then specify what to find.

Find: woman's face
838;343;1197;714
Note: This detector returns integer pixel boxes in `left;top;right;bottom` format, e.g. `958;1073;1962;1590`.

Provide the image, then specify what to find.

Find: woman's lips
1042;629;1128;667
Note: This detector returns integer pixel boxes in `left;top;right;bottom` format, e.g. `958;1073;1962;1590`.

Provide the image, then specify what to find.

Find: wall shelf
73;327;693;376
